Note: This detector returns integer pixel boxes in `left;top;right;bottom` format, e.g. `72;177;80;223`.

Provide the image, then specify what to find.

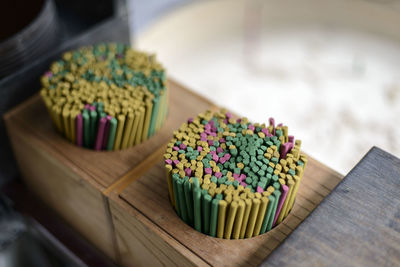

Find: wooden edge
108;191;210;266
103;143;168;196
5;115;106;192
102;194;121;263
3;93;42;121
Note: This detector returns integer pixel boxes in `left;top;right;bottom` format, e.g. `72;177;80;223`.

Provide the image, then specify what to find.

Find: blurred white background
128;0;400;175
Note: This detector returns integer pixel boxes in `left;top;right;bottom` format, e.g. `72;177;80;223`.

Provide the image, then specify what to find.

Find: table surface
262;146;400;266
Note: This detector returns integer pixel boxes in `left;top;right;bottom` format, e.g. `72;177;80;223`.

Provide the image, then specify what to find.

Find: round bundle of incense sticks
164;109;307;239
40;43;168;150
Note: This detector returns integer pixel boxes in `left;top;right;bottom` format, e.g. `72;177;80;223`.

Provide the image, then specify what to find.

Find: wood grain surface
262;147;400;266
111;141;343;266
5;78;345;266
5;115;117;258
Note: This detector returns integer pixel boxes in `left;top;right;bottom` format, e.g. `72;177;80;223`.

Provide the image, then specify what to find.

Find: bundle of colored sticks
164;110;307;239
40;43;168;150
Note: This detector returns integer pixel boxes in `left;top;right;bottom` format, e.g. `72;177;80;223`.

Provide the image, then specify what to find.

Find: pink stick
273;184;289;226
102;116;112;149
76;113;83;146
95;117;107;150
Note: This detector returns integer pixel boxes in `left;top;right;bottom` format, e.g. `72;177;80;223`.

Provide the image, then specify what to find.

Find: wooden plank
5;118;116;259
109;193;209;267
6;79;214;188
116;147;343;266
263;147;400;266
4;78;215;265
5;77;345;266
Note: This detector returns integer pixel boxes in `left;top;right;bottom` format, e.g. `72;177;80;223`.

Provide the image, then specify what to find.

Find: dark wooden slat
262;147;400;267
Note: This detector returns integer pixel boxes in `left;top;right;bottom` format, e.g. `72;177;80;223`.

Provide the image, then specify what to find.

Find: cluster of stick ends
164;110;307;239
40;43;168;150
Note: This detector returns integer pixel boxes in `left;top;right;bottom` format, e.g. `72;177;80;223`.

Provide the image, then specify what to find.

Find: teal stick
97;102;104;114
172;174;181;217
89;110;98;148
184;178;194;226
209;199;220;237
148;97;160;137
106;117;117;150
177;178;188;223
260;195;275;234
267;190;281;231
202;192;212;235
193;187;202;232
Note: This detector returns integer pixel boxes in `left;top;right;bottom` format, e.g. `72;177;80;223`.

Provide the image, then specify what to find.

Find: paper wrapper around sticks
39;43;168;151
164;109;307;239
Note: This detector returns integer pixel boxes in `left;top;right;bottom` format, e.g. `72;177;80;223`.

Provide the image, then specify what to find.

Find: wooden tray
107;145;343;266
4;79;343;266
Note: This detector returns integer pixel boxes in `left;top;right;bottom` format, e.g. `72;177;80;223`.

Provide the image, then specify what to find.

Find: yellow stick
134;108;145;145
141;100;153;141
245;198;261;238
54;106;63;133
217;200;227;238
165;165;175;208
224;201;238;239
121;112;135;149
154;94;162;132
127;110;140;147
69;109;78;144
155;93;164;131
253;197;269;236
285;175;301;216
239;199;253;239
232;200;245;239
62;107;71;140
113;114;126;150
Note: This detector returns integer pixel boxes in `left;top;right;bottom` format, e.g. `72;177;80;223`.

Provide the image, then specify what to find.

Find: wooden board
108;138;343;266
5;116;117;259
4;79;214;263
5;78;344;266
262;147;400;266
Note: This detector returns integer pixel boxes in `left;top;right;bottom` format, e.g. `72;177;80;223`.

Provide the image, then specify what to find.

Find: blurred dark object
55;0;114;24
1;180;116;266
0;0;45;42
54;0;126;39
0;194;85;267
0;1;129;186
0;0;59;79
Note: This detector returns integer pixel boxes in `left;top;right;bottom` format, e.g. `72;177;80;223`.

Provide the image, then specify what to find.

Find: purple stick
76;113;83;147
95;117;107;150
280;142;293;159
273;184;289;226
269;117;275;128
